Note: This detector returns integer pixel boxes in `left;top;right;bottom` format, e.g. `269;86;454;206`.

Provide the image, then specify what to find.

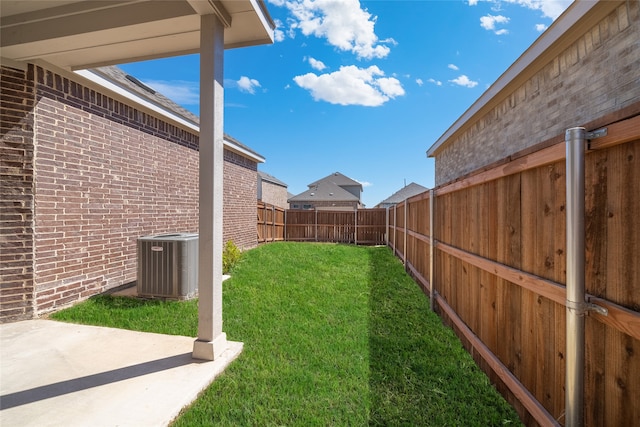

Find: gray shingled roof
308;172;362;189
288;180;359;202
258;170;287;187
90;66;263;160
378;182;428;205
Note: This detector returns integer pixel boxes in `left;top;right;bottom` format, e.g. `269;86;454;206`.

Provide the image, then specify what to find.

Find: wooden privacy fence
257;204;386;245
257;201;285;243
389;114;640;426
284;208;386;245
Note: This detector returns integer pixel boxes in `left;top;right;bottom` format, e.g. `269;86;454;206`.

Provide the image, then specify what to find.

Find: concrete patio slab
0;319;242;427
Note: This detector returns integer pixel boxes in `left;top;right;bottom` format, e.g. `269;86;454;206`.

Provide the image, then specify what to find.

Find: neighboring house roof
309;172;363;190
288;180;359;202
80;66;265;163
377;183;428;206
258;171;287;188
289;172;362;203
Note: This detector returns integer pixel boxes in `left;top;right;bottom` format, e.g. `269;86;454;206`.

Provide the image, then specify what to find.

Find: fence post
385;207;389;246
393;204;397;256
429;189;435;312
315;209;318;242
565;127;586;427
354;208;358;245
404;199;408;268
284;209;287;242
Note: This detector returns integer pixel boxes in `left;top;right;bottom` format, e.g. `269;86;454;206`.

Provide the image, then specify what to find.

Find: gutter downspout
564;127;608;425
565;127;586;426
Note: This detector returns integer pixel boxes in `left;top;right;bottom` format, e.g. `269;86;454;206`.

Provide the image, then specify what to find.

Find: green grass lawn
51;242;522;426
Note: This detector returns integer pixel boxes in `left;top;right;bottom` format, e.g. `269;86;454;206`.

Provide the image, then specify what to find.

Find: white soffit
0;0;275;70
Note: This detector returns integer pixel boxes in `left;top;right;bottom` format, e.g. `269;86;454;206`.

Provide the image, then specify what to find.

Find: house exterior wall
260;180;288;209
1;65;35;322
434;1;640;185
223;150;258;250
0;63;259;321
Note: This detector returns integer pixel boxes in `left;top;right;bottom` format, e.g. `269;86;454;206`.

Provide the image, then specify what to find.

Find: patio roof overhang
0;0;275;70
1;0;275;362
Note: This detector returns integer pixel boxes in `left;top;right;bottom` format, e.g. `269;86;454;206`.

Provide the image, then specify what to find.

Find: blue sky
119;0;573;207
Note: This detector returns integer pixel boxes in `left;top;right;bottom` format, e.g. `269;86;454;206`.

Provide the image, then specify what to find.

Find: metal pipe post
565;127;586;427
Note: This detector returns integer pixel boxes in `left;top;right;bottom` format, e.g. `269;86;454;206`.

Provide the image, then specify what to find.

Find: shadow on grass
50;295;198;337
367;246;522;426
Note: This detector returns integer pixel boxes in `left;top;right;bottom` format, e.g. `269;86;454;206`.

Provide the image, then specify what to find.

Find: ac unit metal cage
137;233;198;299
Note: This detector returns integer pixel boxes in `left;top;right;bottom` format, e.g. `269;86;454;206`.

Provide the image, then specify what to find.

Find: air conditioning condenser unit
137;233;198;299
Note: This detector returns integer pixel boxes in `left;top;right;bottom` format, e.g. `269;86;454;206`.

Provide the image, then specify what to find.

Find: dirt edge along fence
258;113;639;426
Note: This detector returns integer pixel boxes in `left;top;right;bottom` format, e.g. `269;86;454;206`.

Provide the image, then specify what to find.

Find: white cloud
449;75;478;88
356;180;372;187
495;28;509;35
273;19;286;42
282;0;393;59
480;14;510;33
428;78;442;86
293;65;405;107
448;64;459;71
143;80;199;105
237;76;261;94
535;23;547;32
416;78;424;87
471;0;572;21
505;0;573;20
308;57;327;71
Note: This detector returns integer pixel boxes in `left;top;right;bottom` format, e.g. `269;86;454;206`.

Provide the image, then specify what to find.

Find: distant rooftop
377;182;428;206
258;171;287;188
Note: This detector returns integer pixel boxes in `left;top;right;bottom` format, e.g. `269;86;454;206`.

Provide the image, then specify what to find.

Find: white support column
193;13;227;361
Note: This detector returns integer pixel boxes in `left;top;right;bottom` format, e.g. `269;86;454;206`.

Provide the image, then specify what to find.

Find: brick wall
223;150;258;250
1;65;35;322
260;180;288;209
1;64;259;320
435;1;640;184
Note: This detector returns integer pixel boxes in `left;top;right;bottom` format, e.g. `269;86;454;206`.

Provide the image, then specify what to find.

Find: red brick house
1;63;265;322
